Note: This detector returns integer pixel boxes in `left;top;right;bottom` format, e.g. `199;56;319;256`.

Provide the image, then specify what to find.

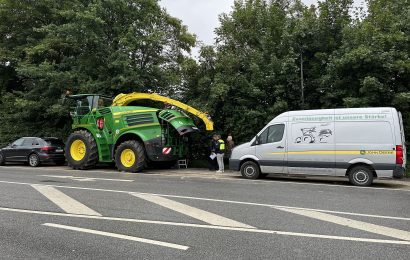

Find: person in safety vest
212;134;225;173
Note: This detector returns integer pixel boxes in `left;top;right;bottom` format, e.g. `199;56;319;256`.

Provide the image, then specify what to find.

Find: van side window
260;124;285;144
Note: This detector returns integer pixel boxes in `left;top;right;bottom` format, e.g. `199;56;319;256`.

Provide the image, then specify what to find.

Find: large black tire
348;165;374;186
28;153;41;167
240;161;261;179
115;140;146;172
0;153;5;166
65;130;98;170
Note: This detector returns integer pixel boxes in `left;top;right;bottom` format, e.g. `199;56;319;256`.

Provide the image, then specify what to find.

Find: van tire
241;161;260;179
348;166;373;186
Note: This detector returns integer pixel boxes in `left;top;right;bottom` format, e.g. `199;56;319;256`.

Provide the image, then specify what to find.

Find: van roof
274;107;396;120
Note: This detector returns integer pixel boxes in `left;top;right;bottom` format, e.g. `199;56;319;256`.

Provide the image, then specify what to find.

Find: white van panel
335;122;394;144
288;120;335;175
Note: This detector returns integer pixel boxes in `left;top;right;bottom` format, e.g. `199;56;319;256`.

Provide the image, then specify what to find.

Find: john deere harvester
65;93;213;172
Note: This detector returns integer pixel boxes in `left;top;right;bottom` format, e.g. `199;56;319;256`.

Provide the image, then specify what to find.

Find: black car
0;137;65;167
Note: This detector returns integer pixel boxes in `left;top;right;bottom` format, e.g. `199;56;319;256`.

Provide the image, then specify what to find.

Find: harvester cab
65;92;213;173
67;94;112;122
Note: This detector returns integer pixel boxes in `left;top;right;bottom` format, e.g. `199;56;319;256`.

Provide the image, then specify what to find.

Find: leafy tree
182;0;409;144
0;0;195;144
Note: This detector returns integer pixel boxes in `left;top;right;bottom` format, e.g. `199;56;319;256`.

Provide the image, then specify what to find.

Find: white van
229;107;406;186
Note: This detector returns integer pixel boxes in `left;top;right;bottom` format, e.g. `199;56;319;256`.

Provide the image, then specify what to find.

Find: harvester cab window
76;97;92;116
92;96;111;110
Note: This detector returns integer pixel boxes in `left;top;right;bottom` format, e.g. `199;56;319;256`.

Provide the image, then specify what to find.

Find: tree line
0;0;409;146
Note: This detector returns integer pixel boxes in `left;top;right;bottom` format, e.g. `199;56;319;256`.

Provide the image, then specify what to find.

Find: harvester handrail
112;93;214;131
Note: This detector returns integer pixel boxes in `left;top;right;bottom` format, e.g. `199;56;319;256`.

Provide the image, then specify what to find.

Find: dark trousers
208;157;218;171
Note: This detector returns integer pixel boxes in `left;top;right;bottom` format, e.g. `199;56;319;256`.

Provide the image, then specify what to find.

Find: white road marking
1;166;409;192
40;175;133;182
132;193;254;229
42;223;189;250
0;180;409;222
0;207;409;246
276;207;410;241
32;185;101;216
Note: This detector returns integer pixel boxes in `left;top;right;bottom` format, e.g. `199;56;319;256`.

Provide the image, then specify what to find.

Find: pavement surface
0;164;409;259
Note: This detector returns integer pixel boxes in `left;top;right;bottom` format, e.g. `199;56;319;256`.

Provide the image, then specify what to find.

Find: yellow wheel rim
120;149;136;168
70;140;86;161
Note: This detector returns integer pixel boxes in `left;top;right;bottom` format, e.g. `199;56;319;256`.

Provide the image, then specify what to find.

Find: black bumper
38;153;65;162
393;166;405;179
229;159;240;171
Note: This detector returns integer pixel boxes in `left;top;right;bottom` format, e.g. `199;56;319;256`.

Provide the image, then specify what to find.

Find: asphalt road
0;165;409;259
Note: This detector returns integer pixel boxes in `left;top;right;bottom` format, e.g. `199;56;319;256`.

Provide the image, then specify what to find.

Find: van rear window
335;122;393;144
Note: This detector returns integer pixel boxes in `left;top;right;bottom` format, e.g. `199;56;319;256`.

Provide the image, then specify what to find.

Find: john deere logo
360;150;366;155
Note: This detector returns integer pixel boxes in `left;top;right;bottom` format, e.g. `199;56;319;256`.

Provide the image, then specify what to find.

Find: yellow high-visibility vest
218;139;225;151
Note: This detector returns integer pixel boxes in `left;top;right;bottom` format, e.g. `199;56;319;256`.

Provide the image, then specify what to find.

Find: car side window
12;138;24;147
32;139;42;146
22;138;34;146
267;124;285;143
259;124;285;145
259;128;269;144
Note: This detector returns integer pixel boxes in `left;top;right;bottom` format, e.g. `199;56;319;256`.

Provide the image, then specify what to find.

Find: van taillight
396;145;403;164
97;118;104;130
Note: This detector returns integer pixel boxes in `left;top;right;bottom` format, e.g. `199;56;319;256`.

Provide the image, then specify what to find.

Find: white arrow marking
42;223;189;250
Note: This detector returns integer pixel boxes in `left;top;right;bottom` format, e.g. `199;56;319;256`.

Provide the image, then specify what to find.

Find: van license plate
56;149;63;153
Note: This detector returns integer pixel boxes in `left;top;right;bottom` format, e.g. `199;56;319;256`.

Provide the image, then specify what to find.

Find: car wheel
115;140;146;173
28;153;40;167
0;153;5;165
65;130;98;170
240;161;260;179
348;166;373;186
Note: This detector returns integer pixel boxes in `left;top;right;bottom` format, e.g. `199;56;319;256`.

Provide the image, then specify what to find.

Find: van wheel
241;161;260;179
348;166;373;186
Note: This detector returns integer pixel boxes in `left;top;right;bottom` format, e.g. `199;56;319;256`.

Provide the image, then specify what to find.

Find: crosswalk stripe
275;207;410;241
43;223;189;250
32;185;101;216
132;193;254;229
1;207;409;246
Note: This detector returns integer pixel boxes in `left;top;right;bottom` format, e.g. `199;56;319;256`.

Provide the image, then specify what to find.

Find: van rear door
398;112;407;166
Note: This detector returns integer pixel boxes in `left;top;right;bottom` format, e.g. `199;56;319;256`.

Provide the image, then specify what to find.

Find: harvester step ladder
178;159;188;169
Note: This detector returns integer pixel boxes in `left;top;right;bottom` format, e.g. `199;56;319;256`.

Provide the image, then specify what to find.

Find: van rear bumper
393;166;405;179
229;159;240;171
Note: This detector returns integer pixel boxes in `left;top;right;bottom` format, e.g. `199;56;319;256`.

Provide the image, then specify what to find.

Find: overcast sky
159;0;365;56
